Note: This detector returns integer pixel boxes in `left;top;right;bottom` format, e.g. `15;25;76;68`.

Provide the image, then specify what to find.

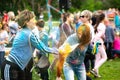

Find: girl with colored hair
56;24;91;80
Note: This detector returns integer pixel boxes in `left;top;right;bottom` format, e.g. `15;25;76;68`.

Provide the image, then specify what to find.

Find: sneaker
90;69;98;77
95;75;101;78
109;59;113;61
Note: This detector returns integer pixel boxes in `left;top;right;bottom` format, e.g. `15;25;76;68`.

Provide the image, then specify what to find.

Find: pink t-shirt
113;37;120;50
93;23;106;44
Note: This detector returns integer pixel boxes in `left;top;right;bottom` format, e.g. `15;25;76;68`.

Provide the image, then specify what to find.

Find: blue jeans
0;51;5;68
63;62;86;80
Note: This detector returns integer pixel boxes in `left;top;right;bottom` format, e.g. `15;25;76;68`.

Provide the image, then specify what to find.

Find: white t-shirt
0;30;9;51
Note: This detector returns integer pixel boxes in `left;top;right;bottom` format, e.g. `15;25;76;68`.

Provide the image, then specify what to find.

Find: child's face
68;14;74;23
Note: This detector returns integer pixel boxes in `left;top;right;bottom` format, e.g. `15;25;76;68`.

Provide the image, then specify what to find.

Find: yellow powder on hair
57;43;79;77
0;23;2;28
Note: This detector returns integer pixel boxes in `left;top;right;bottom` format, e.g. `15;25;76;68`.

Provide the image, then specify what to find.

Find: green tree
1;0;120;20
108;0;120;9
80;0;103;11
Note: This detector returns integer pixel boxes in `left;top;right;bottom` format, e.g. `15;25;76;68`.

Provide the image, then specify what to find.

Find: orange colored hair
56;24;91;77
77;24;91;50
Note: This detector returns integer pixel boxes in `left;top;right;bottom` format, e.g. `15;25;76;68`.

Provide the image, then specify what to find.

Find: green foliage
94;1;103;11
43;12;49;21
80;0;95;11
0;0;13;12
49;0;61;20
108;0;120;9
1;0;120;20
68;0;103;13
24;1;32;11
80;0;103;11
71;0;81;9
69;7;80;13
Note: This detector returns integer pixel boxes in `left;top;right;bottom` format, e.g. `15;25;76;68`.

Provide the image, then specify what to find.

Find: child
35;20;50;80
56;24;91;80
112;31;120;58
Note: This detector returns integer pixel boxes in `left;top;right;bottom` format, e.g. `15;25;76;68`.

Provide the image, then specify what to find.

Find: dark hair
118;8;120;11
91;16;97;26
36;20;45;28
94;12;105;33
62;12;75;31
63;12;71;22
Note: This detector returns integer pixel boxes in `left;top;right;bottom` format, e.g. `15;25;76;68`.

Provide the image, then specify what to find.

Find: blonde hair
81;10;92;20
16;10;35;28
8;11;15;20
77;24;91;49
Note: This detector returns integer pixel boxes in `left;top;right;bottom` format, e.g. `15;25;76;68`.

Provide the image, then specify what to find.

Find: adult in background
1;10;58;80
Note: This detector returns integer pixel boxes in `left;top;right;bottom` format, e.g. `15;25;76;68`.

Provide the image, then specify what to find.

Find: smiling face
80;15;88;23
80;10;92;23
68;14;74;24
63;13;74;24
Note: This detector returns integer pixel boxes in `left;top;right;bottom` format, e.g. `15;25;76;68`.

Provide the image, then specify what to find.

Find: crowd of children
0;8;120;80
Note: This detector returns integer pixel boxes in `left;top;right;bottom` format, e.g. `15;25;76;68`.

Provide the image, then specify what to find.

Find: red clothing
3;13;9;24
113;37;120;50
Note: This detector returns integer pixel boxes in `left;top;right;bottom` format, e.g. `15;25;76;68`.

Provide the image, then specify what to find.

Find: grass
32;56;120;80
91;58;120;80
